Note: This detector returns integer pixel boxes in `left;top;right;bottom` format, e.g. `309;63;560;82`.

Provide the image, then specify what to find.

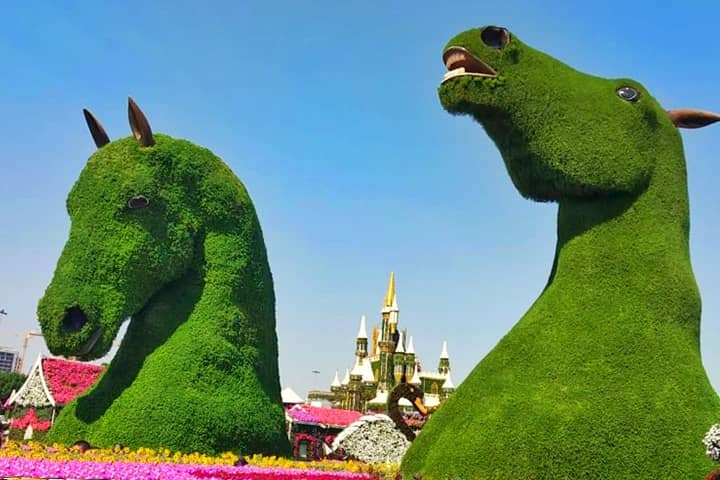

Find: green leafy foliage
0;372;25;403
401;26;720;479
38;134;290;456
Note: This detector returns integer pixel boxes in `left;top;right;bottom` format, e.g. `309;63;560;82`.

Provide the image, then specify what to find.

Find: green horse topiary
402;25;720;479
38;98;290;456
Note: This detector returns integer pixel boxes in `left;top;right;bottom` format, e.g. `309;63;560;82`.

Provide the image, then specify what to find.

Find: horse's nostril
63;306;88;332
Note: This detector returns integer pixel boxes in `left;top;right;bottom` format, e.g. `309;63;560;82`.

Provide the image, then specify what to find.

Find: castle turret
389;291;399;332
405;334;416;377
438;340;450;376
346;356;365;411
378;272;397;391
393;330;406;383
409;362;422;385
441;371;455;400
356;315;368;359
330;370;341;393
371;324;379;357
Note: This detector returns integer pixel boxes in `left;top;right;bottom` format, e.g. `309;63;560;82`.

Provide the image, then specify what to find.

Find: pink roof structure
286;404;363;428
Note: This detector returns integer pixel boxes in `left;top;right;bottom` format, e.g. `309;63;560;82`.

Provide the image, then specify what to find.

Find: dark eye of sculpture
617;86;640;102
481;26;510;49
127;195;149;209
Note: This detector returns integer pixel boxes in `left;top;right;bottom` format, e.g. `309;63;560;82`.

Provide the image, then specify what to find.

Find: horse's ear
667;109;720;129
82;108;110;148
128;97;155;147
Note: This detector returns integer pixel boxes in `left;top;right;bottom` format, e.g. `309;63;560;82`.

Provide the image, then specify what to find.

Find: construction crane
16;331;44;374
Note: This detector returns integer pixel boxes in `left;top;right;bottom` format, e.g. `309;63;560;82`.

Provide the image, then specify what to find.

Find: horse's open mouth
442;47;498;83
78;328;103;356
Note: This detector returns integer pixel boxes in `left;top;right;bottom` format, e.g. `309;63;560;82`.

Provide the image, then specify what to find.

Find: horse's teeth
442;67;466;80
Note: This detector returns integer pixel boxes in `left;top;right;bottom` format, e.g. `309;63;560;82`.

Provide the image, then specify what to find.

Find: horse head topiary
401;25;720;479
38;98;290;456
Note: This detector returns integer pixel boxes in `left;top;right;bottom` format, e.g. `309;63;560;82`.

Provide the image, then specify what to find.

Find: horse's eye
128;195;149;209
617;86;639;102
481;26;510;49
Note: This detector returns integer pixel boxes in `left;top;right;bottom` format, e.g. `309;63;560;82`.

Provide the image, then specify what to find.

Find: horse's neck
542;157;699;325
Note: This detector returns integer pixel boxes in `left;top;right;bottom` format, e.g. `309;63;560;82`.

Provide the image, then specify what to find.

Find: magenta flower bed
42;358;104;404
0;457;373;480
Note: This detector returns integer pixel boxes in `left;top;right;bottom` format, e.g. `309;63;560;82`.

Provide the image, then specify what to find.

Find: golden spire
383;272;396;307
371;325;379;356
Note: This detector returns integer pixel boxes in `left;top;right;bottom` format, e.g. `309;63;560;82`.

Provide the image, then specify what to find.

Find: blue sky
1;1;718;398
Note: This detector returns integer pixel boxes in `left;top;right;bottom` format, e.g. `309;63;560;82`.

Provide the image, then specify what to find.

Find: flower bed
0;441;398;479
10;408;52;431
287;405;363;427
0;456;373;480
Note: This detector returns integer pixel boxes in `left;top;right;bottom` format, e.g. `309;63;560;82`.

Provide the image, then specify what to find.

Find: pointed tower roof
409;364;421;385
331;370;341;388
383;272;396;308
361;357;375;382
281;387;305;404
406;335;415;355
442;372;455;389
390;291;399;313
357;315;368;339
351;356;364;377
395;331;405;353
341;368;350;385
440;340;449;359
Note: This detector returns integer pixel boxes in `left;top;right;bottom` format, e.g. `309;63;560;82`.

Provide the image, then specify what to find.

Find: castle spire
438;340;450;375
331;370;341;388
395;330;405;353
440;340;449;359
409;363;421;385
357;315;368;339
406;335;415;355
356;315;369;358
383;272;396;308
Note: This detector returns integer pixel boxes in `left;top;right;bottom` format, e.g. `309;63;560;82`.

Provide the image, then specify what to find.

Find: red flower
10;408;52;431
293;432;318;459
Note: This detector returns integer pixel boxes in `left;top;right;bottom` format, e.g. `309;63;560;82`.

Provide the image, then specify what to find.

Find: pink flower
42;358;104;405
0;457;373;480
287;406;362;427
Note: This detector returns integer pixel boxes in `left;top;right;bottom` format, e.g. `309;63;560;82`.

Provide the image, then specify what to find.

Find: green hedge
39;133;289;456
8;429;48;443
0;372;26;403
401;26;720;479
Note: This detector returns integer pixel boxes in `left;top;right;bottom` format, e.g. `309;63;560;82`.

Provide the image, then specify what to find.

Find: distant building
0;349;19;373
310;272;456;412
